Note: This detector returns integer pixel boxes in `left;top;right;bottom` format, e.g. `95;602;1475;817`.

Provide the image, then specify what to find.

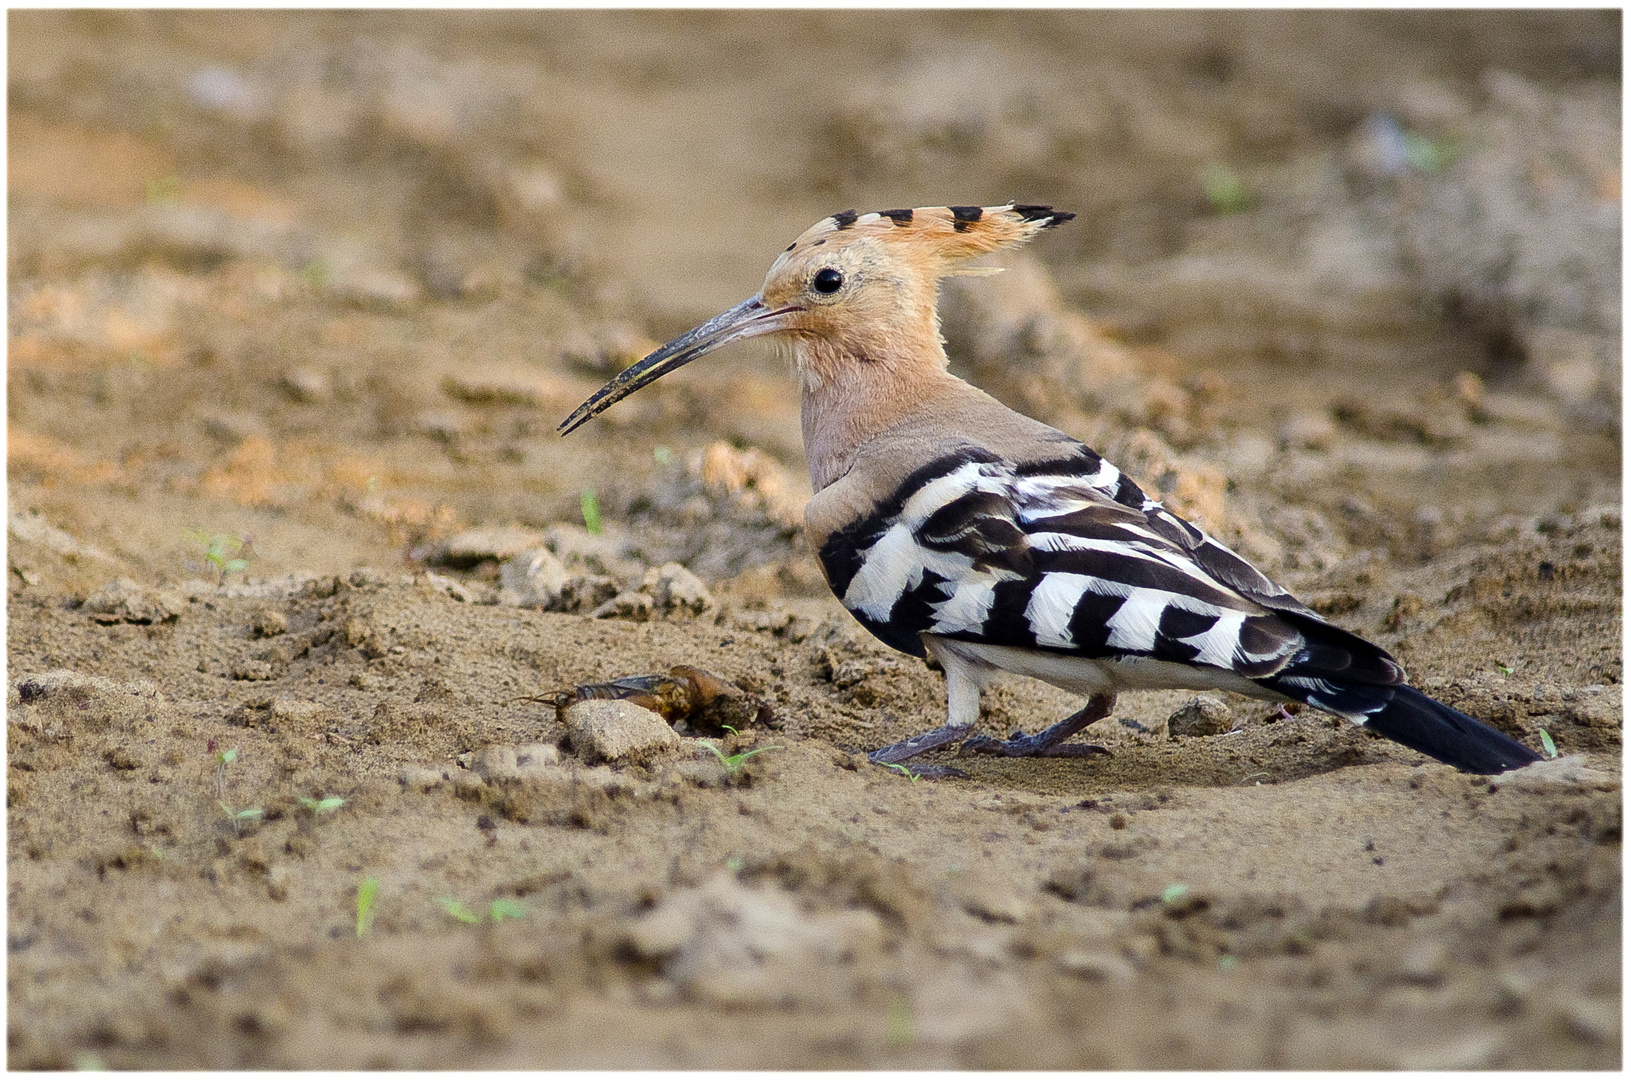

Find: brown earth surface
6;10;1622;1069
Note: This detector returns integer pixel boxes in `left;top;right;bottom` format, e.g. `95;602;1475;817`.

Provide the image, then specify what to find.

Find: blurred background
9;8;1620;587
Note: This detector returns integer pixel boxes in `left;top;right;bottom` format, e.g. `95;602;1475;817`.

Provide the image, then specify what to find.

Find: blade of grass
356;877;380;936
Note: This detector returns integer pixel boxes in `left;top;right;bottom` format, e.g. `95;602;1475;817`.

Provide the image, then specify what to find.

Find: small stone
1396;938;1447;985
544;522;638;576
417;571;478;604
231;660;275;682
267;865;292;902
590;591;654;622
624;874;884;1007
442;525;548;568
1120;934;1161;967
280;367;329;403
1168;694;1234;738
470;742;562;781
1056;949;1136;982
949;869;1033;924
563;699;681;765
640;562;714;616
251;608;288;637
83;578;183;626
267;697;331;733
1489;756;1618;793
450;772;486;800
499;547;570;608
399;766;448;792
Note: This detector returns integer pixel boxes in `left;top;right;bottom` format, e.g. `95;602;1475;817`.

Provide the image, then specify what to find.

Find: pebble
469;742;562;782
590;590;653;621
624;874;884;1006
82;578;184;626
250;608;288;637
1168;694;1234;738
279;367;329;403
640;562;714;616
498;546;571;607
544;523;638;577
1489;756;1619;793
1396;938;1447;985
11;669;160;707
1056;949;1136;982
267;697;330;729
230;660;275;682
442;525;547;567
399;766;449;793
562;699;680;765
948;871;1033;925
421;571;483;604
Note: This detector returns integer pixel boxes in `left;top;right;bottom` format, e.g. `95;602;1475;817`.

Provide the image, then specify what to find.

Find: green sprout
213;744;263;836
356;877;380;936
1199;163;1252;214
1538;728;1558;759
436;896;528;925
1496;663;1514;676
725;855;745;873
653;445;676;467
300;795;346;815
218;804;265;834
580;489;603;535
73;1051;108;1071
436;897;481;925
1161;882;1190;906
882;762;922;783
488;898;527;923
1219;954;1239;971
696;739;783;776
190;530;250;584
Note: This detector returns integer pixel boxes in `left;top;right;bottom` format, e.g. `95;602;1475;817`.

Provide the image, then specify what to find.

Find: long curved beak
558;295;799;436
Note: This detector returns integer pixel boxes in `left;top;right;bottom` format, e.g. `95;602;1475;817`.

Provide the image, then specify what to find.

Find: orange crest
771;203;1073;278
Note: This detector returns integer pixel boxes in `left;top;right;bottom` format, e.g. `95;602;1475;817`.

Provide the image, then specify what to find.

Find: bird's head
558;203;1073;435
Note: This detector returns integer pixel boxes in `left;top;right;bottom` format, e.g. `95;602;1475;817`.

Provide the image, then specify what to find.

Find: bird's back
805;375;1405;697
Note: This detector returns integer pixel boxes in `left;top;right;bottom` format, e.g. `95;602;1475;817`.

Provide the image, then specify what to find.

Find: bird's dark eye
813;267;844;294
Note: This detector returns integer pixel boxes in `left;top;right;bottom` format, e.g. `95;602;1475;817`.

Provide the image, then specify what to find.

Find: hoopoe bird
560;204;1541;776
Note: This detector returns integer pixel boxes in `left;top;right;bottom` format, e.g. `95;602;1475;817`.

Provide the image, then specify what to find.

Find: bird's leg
868;645;982;776
959;694;1117;758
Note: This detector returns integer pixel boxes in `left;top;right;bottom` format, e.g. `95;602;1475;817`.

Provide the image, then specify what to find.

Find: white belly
929;637;1282;700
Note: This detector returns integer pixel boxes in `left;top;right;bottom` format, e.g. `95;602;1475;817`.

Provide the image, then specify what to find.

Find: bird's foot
867;724;975;766
958;733;1113;758
955;694;1119;759
874;760;969;781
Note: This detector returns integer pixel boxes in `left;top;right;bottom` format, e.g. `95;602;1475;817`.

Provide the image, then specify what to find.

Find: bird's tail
1264;677;1541;774
1360;685;1541;774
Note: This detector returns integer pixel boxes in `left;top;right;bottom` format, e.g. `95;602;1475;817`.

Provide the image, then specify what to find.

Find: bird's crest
771;203;1073;277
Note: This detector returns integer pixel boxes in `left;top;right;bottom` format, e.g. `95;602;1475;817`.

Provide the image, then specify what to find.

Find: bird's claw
872;760;968;781
957;734;1113;758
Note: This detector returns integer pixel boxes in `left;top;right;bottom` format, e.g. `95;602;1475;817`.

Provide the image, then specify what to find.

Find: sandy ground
6;10;1622;1069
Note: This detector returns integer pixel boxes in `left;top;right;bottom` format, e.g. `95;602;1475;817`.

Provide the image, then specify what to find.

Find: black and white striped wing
818;446;1402;690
